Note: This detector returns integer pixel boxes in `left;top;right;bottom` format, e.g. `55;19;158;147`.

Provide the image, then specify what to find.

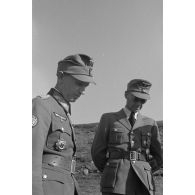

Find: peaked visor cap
57;54;95;84
126;79;152;100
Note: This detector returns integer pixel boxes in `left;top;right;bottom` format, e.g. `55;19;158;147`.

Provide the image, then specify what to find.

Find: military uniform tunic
32;88;79;195
91;109;163;195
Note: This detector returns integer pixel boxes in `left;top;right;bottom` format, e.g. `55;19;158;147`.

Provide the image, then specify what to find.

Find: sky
32;0;163;124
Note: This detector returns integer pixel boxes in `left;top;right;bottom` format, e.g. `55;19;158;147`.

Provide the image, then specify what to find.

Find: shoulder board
38;94;51;100
142;116;155;125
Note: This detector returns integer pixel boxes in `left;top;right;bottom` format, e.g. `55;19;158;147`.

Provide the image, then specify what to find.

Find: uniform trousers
102;191;149;195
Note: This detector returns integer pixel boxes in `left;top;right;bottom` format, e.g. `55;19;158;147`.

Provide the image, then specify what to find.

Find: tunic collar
48;88;71;114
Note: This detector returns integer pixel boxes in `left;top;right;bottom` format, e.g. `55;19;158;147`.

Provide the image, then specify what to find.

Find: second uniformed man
32;54;95;195
91;79;163;195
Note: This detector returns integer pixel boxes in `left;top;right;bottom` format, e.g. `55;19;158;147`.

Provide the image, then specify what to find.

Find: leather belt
109;151;146;161
42;154;75;172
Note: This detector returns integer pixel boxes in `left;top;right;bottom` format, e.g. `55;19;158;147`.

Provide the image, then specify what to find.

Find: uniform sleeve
91;114;109;172
32;99;51;195
149;121;163;172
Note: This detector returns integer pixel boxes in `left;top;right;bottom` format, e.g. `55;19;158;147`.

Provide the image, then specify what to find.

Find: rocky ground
74;121;163;195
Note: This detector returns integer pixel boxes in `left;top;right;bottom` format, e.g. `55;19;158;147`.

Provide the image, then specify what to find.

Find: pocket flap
142;131;151;136
111;128;125;133
52;113;72;135
42;168;65;183
143;162;152;171
106;162;118;168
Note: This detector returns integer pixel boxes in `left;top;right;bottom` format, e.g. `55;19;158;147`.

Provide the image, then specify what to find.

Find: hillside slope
74;121;163;195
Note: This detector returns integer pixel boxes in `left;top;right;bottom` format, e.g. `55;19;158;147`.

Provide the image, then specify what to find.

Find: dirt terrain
74;121;163;195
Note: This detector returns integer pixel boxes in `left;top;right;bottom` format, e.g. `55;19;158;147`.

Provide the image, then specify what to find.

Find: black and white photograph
32;0;163;195
3;0;195;195
2;0;195;195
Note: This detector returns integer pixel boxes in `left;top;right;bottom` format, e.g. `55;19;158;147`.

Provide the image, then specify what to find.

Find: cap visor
71;74;96;84
131;92;150;100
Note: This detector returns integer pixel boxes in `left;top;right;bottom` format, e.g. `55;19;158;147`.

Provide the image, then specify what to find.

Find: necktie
129;112;136;127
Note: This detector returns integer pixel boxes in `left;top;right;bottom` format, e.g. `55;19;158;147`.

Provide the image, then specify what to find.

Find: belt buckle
71;159;76;174
130;151;137;161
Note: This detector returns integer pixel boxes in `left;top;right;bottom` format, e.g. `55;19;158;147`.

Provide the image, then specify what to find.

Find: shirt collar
123;107;138;120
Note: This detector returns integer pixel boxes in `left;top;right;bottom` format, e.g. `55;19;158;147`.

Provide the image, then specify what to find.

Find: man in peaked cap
91;79;162;195
32;54;95;195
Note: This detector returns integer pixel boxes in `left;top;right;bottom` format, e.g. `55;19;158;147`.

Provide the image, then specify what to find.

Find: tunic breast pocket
141;131;151;148
46;115;72;150
109;128;128;144
52;121;71;135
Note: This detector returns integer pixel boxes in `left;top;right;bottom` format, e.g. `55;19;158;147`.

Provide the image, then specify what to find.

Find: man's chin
69;98;78;102
133;108;141;112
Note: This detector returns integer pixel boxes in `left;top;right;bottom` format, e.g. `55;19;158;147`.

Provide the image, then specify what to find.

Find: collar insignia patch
32;115;38;127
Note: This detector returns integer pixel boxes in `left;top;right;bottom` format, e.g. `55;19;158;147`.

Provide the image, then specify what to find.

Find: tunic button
130;140;135;147
61;127;64;131
146;148;150;155
42;174;47;179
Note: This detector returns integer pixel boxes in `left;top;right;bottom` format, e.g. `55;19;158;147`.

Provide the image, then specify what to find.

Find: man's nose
79;86;86;95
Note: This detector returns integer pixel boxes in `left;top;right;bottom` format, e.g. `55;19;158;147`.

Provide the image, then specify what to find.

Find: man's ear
57;71;64;80
124;91;128;98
